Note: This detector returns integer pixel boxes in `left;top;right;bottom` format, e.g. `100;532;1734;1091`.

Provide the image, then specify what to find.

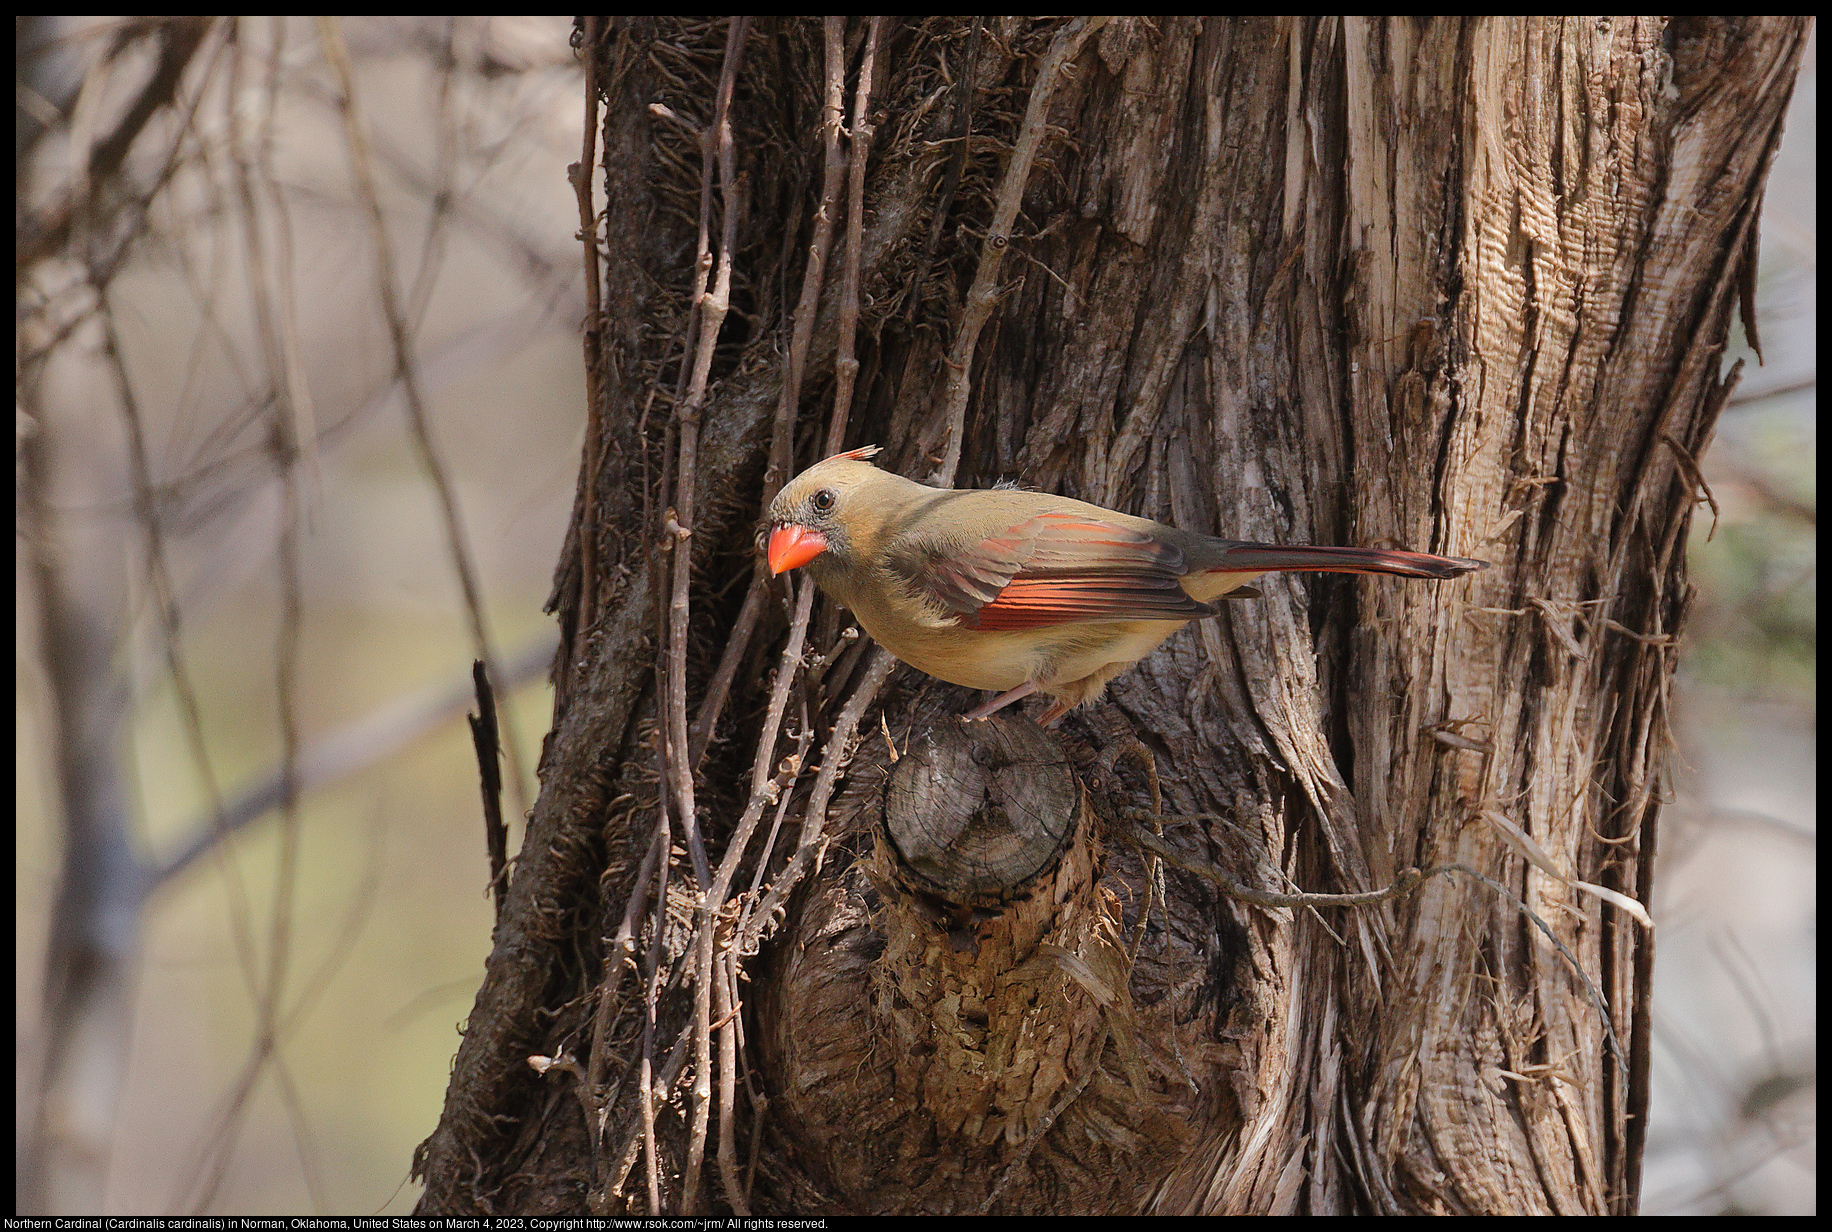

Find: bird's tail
1198;542;1487;580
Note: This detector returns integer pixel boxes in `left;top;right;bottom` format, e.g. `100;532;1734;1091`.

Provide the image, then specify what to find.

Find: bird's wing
899;511;1220;630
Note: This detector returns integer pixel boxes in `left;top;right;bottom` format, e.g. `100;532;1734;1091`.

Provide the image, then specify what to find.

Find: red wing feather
904;510;1217;630
968;575;1213;630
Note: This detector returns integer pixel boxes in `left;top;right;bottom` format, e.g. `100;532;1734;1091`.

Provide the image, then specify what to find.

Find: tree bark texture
412;16;1808;1215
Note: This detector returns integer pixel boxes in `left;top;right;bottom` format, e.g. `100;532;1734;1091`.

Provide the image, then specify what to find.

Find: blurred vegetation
1652;39;1815;1211
1686;394;1816;707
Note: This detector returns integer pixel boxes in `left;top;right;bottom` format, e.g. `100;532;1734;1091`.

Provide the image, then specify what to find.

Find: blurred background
1641;29;1817;1215
14;16;1814;1215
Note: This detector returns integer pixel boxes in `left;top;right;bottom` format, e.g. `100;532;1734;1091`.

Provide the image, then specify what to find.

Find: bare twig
678;21;752;1211
742;695;815;911
153;632;556;887
1113;814;1628;1081
246;28;318;1190
713;922;746;1214
401;17;460;335
584;821;665;1192
764;17;849;502
18;319;149;1216
739;647;898;953
94;282;289;1230
687;578;766;769
17;17;214;274
318;17;530;819
899;18;984;324
930;16;1099;487
690;738;807;1209
665;17;749;894
825;17;884;453
223;17;319;497
1659;430;1723;541
1725;372;1816;408
1117;817;1428;908
198;44;315;1194
691;17;850;767
101;306;256;977
606;1010;698;1205
467;661;508;915
573;15;606;632
639;789;671;1214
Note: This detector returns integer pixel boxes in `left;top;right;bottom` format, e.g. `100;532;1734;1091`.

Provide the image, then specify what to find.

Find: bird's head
764;445;885;576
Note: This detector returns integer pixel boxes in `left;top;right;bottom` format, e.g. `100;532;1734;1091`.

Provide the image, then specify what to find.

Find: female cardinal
766;446;1484;724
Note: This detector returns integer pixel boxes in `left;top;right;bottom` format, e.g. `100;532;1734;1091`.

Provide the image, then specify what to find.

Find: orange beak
767;524;828;575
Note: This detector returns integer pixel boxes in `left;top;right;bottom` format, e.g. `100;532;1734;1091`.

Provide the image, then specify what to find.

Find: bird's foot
961;681;1039;721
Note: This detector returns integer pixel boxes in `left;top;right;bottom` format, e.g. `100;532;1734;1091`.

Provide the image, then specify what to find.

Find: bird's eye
810;488;836;514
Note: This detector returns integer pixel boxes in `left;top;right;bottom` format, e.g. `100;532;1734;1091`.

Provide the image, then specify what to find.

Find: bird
765;446;1485;725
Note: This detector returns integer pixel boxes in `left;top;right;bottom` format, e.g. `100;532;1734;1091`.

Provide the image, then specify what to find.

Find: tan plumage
766;446;1485;724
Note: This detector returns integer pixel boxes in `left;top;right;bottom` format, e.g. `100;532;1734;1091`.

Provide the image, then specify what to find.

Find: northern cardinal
766;446;1485;724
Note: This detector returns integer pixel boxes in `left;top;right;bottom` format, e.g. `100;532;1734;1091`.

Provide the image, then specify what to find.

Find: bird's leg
962;681;1039;721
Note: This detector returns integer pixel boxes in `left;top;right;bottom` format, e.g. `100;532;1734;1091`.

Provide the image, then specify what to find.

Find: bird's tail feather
1201;542;1486;580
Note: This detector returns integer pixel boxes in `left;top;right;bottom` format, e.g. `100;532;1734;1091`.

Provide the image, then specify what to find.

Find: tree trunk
413;16;1808;1215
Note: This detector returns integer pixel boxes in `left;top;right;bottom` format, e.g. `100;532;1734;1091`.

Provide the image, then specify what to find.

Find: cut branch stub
879;714;1080;912
754;712;1194;1212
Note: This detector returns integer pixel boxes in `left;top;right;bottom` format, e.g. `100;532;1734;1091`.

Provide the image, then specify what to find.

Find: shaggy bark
413;16;1808;1215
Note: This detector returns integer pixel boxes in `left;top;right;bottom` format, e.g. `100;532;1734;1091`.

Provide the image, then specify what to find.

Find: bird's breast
851;600;1191;694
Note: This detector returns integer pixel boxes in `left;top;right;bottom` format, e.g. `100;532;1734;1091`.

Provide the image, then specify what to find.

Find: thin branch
1116;817;1428;909
743;696;813;908
1658;430;1724;542
572;15;605;632
679;25;752;1209
99;294;268;1011
16;16;214;274
17;325;147;1217
825;17;883;453
219;40;318;1208
252;17;323;497
317;17;530;818
95;184;258;937
259;305;319;1219
691;739;808;1209
665;17;749;893
763;16;849;503
153;632;556;887
401;16;461;335
929;16;1099;487
1725;371;1815;408
687;578;766;770
585;824;665;1144
1113;814;1628;1081
639;788;671;1214
713;921;746;1214
739;647;898;954
467;661;508;916
606;1007;698;1207
690;17;852;767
